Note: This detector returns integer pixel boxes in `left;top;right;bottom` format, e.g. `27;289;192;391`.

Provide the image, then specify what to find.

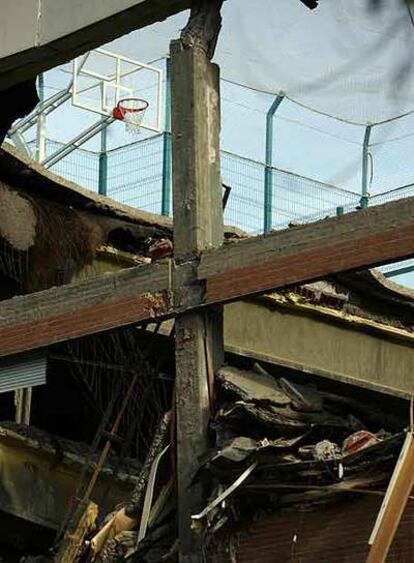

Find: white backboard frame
72;47;163;133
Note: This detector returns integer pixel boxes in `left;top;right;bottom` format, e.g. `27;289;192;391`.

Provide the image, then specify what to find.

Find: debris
138;444;170;543
192;461;258;522
214;436;260;462
279;377;323;412
197;364;408;549
313;440;341;461
96;531;137;563
217;366;291;406
127;412;171;516
343;430;381;455
146;238;173;260
55;501;98;563
90;508;137;557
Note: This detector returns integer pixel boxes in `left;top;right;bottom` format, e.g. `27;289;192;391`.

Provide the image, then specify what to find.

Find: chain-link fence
38;130;414;236
43;139;100;191
42;135;359;234
106;135;164;213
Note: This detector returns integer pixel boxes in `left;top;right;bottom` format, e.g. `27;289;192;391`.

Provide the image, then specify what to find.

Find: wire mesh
270;169;360;230
370;114;414;194
61;326;173;464
46;139;100;190
32;128;414;241
221;151;265;233
272;98;365;192
106;134;164;214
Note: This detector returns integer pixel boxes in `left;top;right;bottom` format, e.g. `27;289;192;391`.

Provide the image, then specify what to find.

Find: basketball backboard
72;48;163;133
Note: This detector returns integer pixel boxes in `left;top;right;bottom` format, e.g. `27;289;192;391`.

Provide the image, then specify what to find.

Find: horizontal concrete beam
0;263;171;357
0;0;191;91
1;195;414;357
200;196;414;304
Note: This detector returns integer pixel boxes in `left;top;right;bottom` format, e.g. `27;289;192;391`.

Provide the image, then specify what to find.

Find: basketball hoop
113;97;149;135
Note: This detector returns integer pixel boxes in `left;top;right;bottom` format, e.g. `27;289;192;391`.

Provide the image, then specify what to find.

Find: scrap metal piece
146;238;173;260
192;461;258;521
137;444;170;543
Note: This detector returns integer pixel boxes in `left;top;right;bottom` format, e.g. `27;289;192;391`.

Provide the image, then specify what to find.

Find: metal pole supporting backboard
36;74;47;162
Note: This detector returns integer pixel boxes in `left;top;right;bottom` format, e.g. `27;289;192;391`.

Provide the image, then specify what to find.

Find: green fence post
264;94;284;233
360;124;372;209
98;126;108;196
162;58;172;216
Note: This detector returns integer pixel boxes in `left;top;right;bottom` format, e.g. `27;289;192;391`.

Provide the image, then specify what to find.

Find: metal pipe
161;58;172;216
36;74;46;162
9;91;71;136
43;116;113;168
264;94;284;233
360;124;372;208
98;126;108;196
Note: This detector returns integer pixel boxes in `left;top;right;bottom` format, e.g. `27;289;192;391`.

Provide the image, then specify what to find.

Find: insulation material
0;181;36;251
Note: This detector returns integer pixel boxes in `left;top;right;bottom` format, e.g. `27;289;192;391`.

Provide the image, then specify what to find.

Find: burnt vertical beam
170;37;224;562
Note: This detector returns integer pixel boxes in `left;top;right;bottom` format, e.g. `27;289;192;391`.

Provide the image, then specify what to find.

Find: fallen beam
1;196;414;357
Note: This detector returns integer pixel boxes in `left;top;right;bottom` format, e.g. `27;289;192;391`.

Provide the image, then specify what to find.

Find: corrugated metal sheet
0;355;47;393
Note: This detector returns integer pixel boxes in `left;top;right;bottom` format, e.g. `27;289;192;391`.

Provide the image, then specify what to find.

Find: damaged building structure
0;141;414;562
2;2;414;562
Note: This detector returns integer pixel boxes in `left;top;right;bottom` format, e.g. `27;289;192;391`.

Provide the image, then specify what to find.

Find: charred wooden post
170;12;224;560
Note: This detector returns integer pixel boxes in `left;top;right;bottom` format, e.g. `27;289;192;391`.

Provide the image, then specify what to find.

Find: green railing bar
264;94;284;233
98;126;108;196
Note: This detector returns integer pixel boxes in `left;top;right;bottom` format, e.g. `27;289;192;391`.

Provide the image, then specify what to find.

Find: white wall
1;1;39;59
39;0;147;45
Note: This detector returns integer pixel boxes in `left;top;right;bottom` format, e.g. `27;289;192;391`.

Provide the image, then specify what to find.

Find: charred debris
0;144;412;561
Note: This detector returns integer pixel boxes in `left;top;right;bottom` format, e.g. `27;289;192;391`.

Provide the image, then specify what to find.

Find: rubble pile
66;364;405;562
10;363;407;562
198;364;405;539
